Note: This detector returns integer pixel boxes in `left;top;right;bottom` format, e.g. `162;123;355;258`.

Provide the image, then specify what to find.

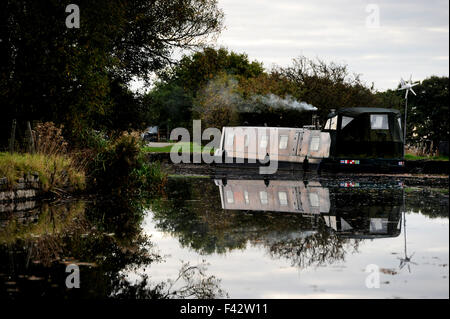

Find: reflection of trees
0;196;227;299
112;261;228;299
405;188;449;219
150;178;360;268
266;223;360;268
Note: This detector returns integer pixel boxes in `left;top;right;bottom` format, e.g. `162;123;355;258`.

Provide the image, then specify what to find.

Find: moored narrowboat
214;107;404;171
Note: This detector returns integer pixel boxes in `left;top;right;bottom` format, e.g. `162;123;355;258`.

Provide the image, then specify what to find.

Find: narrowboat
214;107;405;171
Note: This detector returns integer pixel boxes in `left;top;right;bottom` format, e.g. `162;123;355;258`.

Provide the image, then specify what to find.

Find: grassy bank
405;154;449;161
0;152;85;192
143;142;214;154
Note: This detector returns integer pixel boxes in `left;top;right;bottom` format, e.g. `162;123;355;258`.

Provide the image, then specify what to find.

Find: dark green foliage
159;47;265;94
375;76;449;151
0;0;224;146
143;82;193;132
88;133;167;194
144;47;265;129
406;76;449;150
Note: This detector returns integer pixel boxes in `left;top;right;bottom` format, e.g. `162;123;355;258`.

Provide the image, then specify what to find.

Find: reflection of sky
140;211;448;299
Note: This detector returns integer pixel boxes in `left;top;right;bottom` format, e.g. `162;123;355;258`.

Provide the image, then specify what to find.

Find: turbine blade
410;74;412;83
410;88;416;95
405;90;408;99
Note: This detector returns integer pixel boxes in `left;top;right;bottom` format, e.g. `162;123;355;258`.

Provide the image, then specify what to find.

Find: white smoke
253;94;317;111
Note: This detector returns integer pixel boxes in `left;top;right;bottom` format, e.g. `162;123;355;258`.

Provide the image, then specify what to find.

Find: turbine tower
398;75;420;157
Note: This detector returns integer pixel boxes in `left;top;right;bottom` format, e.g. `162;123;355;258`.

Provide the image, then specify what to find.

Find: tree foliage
159;47;264;94
279;56;379;122
406;76;449;150
144;47;264;129
0;0;223;146
374;76;449;151
192;72;241;128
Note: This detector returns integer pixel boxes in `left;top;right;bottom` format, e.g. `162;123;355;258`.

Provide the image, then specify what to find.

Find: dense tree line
145;48;448;151
1;1;447;152
0;0;223;147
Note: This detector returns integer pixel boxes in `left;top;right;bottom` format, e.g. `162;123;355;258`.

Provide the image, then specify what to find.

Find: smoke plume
253;94;317;111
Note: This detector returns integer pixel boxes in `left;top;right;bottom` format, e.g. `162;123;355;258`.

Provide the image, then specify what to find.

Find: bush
88;132;166;195
35;122;68;155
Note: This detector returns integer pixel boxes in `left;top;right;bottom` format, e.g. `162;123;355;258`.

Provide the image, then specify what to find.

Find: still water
0;174;448;298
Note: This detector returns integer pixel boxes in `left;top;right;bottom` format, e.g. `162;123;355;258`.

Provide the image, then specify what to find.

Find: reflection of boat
322;208;402;239
214;179;330;215
215;178;402;239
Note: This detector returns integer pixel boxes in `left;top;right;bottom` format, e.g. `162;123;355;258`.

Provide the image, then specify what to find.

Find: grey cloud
216;0;449;90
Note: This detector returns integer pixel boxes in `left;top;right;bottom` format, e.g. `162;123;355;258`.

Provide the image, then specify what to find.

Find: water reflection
0;174;448;298
146;175;448;298
215;178;402;239
0;198;226;299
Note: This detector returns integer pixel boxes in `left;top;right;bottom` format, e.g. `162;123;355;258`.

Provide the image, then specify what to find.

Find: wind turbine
398;210;417;273
398;186;417;273
398;75;420;157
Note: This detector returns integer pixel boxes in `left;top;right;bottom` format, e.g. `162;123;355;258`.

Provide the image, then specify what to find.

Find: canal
0;174;448;298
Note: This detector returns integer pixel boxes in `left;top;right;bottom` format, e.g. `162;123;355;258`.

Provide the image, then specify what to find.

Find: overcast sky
215;0;449;91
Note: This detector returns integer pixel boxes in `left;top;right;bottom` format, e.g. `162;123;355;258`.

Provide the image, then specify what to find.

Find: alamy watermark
65;4;80;29
65;264;80;288
365;4;380;28
365;264;380;288
169;120;280;174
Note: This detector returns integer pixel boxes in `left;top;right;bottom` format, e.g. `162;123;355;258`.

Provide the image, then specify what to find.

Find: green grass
405;153;449;161
0;152;86;192
168;174;210;179
143;142;215;154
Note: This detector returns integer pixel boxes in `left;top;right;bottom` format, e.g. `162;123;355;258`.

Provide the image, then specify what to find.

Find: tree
192;72;240;129
0;0;224;146
374;89;403;112
159;47;264;96
106;77;146;133
143;82;193;132
279;56;379;123
144;47;264;129
406;76;449;151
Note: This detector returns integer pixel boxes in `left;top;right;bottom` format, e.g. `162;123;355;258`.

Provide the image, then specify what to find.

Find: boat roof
329;107;401;118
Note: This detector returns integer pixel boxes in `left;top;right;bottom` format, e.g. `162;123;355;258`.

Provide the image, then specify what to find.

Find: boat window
310;136;320;151
244;191;249;204
259;191;268;205
370;114;389;130
278;192;288;206
260;135;268;148
226;132;234;146
226;190;234;204
309;192;319;207
279;135;288;149
325;115;338;130
341;116;354;129
370;218;388;233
